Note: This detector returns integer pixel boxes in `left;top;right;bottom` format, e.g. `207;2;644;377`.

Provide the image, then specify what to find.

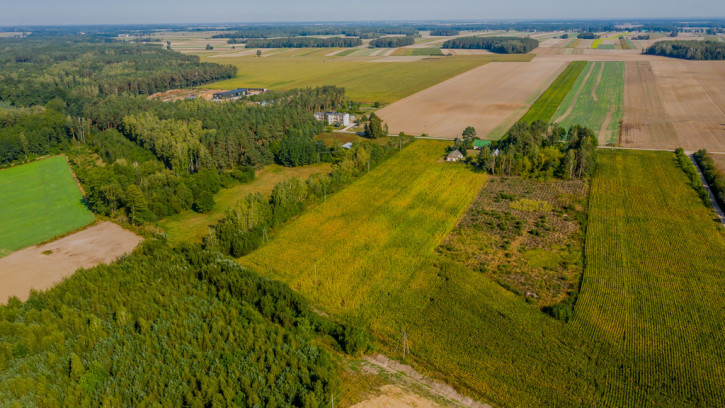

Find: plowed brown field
633;61;725;151
376;61;566;139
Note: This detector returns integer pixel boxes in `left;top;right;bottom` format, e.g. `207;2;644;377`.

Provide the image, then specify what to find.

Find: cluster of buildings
446;139;497;162
212;88;268;101
314;111;352;127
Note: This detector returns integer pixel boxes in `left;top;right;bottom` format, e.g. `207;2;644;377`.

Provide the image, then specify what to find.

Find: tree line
206;139;411;258
214;25;419;40
245;37;363;48
675;148;711;207
441;37;539;54
644;40;725;60
430;29;460;36
694;149;725;209
576;32;599;39
0;236;370;406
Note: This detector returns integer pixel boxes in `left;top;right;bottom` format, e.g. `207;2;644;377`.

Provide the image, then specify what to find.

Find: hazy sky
2;0;724;26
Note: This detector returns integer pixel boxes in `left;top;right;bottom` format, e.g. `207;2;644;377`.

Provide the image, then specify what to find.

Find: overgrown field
519;61;587;124
239;144;725;406
438;177;587;308
0;157;94;257
159;162;331;243
201;54;533;104
552;61;624;145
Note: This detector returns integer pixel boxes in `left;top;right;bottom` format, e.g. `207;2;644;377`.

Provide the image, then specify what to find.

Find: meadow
201;53;533;104
238;142;725;407
158;162;331;243
519;61;587;123
552;61;625;145
0;157;94;257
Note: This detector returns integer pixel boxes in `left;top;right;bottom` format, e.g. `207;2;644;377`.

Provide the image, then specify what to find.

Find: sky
1;0;724;26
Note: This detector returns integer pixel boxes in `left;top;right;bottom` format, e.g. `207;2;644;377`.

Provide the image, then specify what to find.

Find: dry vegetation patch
437;177;587;307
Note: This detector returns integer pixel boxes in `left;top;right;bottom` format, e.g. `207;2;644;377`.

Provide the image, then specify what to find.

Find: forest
0;238;368;406
0;39;237;109
213;25;418;40
644;40;725;60
244;37;362;48
576;32;599;39
369;36;416;48
441;36;539;53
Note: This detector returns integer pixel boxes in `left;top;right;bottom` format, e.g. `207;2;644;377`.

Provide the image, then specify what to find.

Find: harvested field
376;61;567;139
0;222;142;303
638;61;725;151
621;61;679;148
712;154;725;171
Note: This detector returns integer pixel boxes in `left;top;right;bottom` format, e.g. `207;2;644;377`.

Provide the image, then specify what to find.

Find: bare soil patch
0;222;142;303
533;50;669;62
376;61;566;139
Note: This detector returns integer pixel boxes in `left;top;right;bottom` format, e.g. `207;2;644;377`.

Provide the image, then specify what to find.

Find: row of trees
0;236;369;406
460;121;598;179
206;140;409;258
675;148;711;206
694;149;725;209
441;37;539;54
577;32;599;39
644;40;725;60
214;25;418;40
245;37;362;48
430;29;460;36
369;36;415;48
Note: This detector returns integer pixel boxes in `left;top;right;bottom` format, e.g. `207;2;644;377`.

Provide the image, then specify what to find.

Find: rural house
314;111;351;126
446;150;464;162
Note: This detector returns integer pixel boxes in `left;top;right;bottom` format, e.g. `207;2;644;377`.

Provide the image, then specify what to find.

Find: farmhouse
446;150;464;162
213;88;268;101
473;139;491;150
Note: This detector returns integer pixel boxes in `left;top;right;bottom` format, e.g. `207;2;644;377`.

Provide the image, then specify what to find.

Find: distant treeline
213;26;418;40
577;32;599;39
430;29;460;36
369;36;416;48
245;37;362;48
644;40;725;60
694;150;725;209
0;39;237;109
442;37;539;54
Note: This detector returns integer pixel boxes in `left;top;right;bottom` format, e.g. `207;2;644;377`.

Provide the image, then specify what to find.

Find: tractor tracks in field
553;61;596;124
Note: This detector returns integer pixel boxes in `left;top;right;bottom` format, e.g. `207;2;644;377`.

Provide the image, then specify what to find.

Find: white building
446;150;464;162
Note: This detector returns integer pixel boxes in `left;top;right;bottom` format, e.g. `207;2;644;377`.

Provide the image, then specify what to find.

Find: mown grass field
158;163;331;243
519;61;587;124
201;54;533;104
552;61;624;145
391;48;444;56
238;143;725;406
0;157;94;257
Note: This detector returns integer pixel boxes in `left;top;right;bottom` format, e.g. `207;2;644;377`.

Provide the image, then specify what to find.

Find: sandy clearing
647;60;725;151
0;222;142;303
351;385;441;408
376;61;566;139
620;61;679;148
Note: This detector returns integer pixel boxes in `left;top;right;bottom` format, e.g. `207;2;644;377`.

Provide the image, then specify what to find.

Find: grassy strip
391;48;444;56
519;61;587;124
596;44;615;50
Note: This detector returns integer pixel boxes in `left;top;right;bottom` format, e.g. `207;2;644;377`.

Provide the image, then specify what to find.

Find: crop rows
519;61;587;124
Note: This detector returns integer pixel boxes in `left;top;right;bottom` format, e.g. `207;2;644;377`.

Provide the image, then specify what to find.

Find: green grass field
159;162;331;243
201;54;533;104
596;43;616;49
236;143;725;406
519;61;587;123
0;156;94;256
391;48;444;56
552;61;624;145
